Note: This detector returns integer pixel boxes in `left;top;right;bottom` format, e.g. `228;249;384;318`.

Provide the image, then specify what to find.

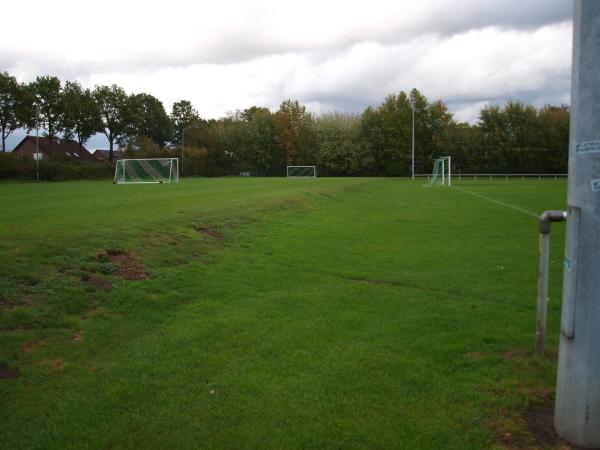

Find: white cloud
1;0;571;129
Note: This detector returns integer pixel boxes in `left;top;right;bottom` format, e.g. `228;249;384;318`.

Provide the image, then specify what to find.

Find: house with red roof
11;136;96;161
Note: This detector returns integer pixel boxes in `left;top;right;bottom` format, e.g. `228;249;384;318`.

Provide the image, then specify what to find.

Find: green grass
0;177;567;449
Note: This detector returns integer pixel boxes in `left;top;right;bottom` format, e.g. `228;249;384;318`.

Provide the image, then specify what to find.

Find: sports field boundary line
453;186;539;218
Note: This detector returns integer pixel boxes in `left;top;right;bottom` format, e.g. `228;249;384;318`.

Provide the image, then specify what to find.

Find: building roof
13;136;96;161
92;149;116;160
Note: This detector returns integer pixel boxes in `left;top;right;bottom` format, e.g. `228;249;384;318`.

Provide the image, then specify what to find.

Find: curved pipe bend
539;210;568;234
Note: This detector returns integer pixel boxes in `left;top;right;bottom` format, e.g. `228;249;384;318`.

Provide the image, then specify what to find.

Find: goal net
114;158;179;184
423;156;451;187
287;165;317;178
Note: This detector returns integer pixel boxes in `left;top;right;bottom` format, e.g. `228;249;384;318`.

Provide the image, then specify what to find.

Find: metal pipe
536;210;567;356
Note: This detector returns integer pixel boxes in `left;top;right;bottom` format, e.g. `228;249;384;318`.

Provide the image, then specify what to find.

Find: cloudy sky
2;0;571;150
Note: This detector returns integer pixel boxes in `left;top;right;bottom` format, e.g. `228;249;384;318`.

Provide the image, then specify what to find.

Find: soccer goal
423;156;451;187
114;158;179;184
287;165;317;178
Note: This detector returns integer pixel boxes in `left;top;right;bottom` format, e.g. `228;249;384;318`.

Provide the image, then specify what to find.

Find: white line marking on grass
454;186;539;218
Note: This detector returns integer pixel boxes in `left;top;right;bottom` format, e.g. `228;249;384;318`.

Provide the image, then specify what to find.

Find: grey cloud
426;0;570;36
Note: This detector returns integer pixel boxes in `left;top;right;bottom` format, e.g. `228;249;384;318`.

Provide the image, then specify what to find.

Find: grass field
0;177;568;449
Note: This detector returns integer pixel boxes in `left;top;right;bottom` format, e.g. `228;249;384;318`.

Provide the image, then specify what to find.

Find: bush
0;153;113;181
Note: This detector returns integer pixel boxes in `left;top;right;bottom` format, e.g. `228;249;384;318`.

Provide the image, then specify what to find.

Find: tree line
0;71;569;176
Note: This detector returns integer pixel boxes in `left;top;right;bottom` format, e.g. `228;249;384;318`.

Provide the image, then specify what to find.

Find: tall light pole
554;1;600;447
411;103;415;181
181;125;200;178
35;103;40;182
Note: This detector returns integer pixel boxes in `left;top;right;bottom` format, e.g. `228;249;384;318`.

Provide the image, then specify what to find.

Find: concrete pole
554;1;600;447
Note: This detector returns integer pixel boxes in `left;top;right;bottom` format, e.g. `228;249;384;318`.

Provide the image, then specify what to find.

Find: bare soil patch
0;325;33;334
194;226;224;239
503;348;529;360
82;274;113;291
464;351;486;359
0;366;20;380
74;330;84;343
102;250;148;280
525;406;578;450
21;340;44;353
37;358;66;370
496;387;583;450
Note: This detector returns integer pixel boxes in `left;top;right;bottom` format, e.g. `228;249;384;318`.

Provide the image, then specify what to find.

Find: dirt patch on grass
496;387;582;450
37;358;66;370
83;308;122;320
503;348;530;360
465;351;486;359
0;325;32;334
74;330;84;343
0;366;20;380
499;406;580;449
525;406;577;449
101;250;148;280
82;274;113;291
194;226;224;239
21;340;44;353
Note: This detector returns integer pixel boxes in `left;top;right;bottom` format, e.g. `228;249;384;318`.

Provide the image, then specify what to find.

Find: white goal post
114;158;179;184
287;165;317;178
423;156;451;187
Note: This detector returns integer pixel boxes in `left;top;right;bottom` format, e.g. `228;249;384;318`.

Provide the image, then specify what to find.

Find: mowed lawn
0;177;567;449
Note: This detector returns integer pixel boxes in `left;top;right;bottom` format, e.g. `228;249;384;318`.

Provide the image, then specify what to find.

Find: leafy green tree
30;75;65;152
126;93;172;146
62;81;102;155
479;101;540;172
359;106;384;175
93;84;129;161
245;107;279;174
0;72;35;152
360;92;412;176
274;99;314;165
313;113;367;176
170;100;200;145
537;105;569;173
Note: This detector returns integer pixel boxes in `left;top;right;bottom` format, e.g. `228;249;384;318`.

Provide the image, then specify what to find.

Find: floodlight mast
411;103;415;181
35;103;40;182
554;1;600;447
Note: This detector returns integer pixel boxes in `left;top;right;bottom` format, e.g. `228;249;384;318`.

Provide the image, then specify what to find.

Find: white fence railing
416;173;568;181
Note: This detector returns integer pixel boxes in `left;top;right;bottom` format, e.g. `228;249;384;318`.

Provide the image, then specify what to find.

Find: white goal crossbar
114;158;179;184
287;165;317;178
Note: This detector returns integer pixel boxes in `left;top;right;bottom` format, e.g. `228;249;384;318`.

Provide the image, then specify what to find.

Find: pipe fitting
539;210;568;234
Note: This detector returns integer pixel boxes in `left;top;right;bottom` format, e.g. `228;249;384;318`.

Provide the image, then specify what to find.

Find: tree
359;106;384;175
126;93;171;146
170;100;200;145
30;75;64;152
93;84;129;161
274;99;313;165
313;112;367;176
62;81;102;155
243;107;279;174
537;105;569;173
0;72;35;152
479;101;540;173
